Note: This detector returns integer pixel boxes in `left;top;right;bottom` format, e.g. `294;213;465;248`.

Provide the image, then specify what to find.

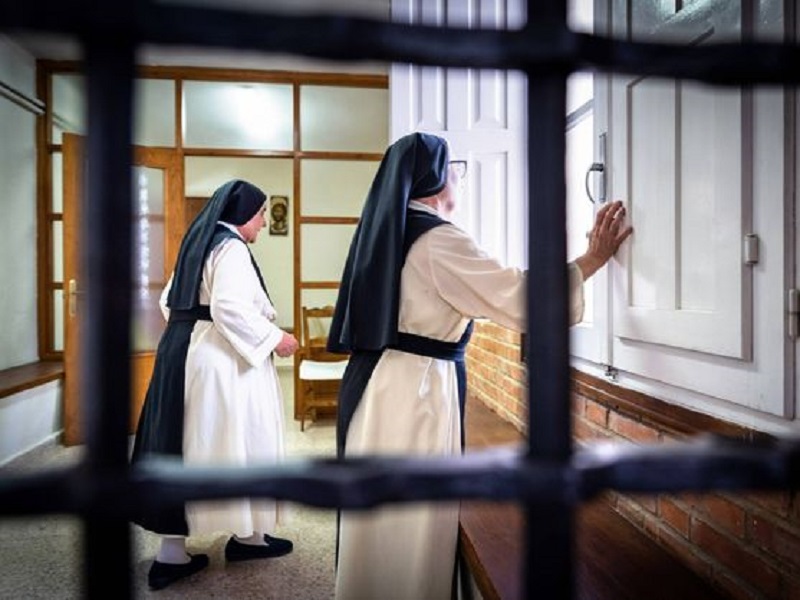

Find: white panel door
605;0;791;421
612;0;751;359
391;0;527;267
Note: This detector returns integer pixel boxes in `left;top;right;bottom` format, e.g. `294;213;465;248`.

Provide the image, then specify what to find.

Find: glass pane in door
132;166;167;352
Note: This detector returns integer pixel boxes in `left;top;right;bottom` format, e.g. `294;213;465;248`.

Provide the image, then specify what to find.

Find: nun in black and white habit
131;179;295;590
329;132;589;600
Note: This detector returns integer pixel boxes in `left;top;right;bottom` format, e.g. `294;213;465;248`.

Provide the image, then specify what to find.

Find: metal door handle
585;162;605;204
68;279;85;317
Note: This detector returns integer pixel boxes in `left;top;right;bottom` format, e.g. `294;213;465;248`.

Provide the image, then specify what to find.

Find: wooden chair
297;306;349;431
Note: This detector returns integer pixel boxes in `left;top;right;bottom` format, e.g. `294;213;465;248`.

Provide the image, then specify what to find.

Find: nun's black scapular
131;179;268;535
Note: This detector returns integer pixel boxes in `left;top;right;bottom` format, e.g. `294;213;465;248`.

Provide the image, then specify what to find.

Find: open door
62;133;183;445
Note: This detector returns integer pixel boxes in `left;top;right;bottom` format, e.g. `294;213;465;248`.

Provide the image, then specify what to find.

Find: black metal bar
3;5;800;84
4;436;797;516
526;0;572;594
82;32;136;600
2;2;800;599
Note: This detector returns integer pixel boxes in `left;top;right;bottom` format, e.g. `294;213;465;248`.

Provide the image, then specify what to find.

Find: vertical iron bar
524;0;573;598
81;36;135;600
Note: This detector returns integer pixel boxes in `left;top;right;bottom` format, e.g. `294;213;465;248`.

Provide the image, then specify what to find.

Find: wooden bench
460;400;726;600
0;361;63;400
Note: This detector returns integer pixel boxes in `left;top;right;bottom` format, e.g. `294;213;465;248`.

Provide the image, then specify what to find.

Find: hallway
0;369;338;599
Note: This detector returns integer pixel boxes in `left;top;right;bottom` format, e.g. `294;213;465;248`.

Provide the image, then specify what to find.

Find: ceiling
9;0;393;73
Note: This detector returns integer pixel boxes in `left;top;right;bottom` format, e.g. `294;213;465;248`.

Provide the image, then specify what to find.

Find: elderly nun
131;179;299;590
329;132;631;599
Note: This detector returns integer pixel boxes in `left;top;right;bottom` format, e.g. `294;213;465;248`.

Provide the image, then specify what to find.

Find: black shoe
225;534;294;562
148;553;209;590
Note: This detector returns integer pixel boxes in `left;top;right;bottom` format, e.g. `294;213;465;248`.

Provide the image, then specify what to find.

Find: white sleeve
159;274;173;321
425;225;585;331
207;240;284;366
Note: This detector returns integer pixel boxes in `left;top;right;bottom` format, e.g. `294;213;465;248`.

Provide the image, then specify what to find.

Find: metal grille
2;1;800;598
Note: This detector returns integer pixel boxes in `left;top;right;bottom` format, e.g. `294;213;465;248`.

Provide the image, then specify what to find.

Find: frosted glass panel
52;220;63;283
134;79;175;146
51;152;63;212
132;166;166;352
300;86;388;152
301;224;356;281
134;166;165;214
185;156;293;198
133;288;166;352
301;160;378;217
184;81;293;150
53;289;64;352
51;74;85;144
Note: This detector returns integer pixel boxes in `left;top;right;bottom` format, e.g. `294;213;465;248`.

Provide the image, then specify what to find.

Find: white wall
0;36;62;464
0;383;62;466
184;156;296;331
0;37;38;370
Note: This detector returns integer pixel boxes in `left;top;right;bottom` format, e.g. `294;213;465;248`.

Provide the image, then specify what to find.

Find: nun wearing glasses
328;132;631;600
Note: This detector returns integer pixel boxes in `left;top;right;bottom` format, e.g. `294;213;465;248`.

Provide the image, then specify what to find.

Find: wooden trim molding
0;362;64;400
571;368;774;443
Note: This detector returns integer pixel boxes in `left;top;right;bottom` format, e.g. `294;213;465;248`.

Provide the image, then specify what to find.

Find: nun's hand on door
575;200;632;281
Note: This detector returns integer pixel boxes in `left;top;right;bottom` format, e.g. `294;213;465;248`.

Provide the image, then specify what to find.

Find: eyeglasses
449;160;467;180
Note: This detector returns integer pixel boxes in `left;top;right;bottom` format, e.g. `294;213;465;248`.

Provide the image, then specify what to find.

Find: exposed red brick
608;412;660;444
749;515;800;570
711;570;762;600
468;362;800;596
571;395;587;417
782;573;800;600
501;376;523;398
584;400;608;427
656;525;713;581
627;493;658;515
691;519;781;598
507;362;525;382
641;510;660;538
660;496;691;538
615;496;647;530
573;418;610;443
688;494;746;539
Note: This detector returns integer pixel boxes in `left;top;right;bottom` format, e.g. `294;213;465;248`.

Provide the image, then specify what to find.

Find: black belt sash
389;325;472;362
336;325;474;455
168;305;212;323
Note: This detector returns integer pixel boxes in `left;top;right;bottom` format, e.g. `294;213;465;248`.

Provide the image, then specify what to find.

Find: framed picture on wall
269;195;289;236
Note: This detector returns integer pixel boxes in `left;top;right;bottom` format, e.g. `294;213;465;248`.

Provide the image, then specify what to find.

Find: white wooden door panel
604;0;791;420
391;0;525;268
612;1;750;361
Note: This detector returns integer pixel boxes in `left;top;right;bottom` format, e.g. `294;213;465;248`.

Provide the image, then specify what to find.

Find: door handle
68;279;85;317
585;162;605;204
585;132;607;204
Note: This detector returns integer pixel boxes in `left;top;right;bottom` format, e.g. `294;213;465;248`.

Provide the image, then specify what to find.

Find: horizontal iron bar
1;435;798;518
2;5;800;84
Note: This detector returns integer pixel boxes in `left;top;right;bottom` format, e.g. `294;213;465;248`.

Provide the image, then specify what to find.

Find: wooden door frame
62;136;183;445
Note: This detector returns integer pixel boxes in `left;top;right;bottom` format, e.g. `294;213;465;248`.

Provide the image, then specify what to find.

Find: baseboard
0;431;62;469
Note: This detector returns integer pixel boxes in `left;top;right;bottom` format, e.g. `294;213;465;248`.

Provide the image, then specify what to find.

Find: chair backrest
300;305;347;361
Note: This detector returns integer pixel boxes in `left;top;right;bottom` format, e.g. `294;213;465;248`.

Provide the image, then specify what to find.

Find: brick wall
467;320;527;431
466;320;800;600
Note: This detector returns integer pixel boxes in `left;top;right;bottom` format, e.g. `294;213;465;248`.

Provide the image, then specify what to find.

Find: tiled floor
0;369;338;599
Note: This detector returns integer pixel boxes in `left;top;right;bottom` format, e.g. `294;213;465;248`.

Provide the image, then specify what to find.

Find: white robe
160;224;287;538
335;202;585;600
